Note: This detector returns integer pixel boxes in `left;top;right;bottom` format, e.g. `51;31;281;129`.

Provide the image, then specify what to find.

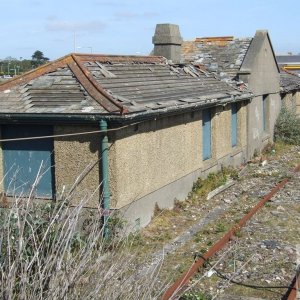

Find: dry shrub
0;194;167;299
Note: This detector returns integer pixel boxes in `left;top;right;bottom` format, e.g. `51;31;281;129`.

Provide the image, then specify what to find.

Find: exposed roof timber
0;54;165;93
0;54;73;92
195;36;234;44
0;53;168;114
74;53;166;64
69;54;127;114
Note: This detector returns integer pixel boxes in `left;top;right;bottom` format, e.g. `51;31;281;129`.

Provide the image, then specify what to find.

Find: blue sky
1;0;299;60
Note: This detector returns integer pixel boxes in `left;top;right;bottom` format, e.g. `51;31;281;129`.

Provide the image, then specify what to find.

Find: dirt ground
128;143;300;300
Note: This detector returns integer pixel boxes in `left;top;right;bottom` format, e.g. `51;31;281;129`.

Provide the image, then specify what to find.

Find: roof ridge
70;54;127;114
0;54;73;92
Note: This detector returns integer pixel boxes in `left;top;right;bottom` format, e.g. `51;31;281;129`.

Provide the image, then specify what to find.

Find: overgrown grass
0;195;167;299
191;167;236;198
274;106;300;145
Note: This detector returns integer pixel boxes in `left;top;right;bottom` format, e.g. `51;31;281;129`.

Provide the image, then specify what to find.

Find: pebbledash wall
53;125;101;207
109;102;247;228
0;102;247;228
282;92;300;116
0;124;101;206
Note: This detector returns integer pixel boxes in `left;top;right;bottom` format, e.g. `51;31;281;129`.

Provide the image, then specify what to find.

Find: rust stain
195;36;234;46
0;54;73;92
74;53;166;64
282;270;300;300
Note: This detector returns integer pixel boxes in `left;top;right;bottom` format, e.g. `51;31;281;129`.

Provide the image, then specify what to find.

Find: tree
31;50;49;68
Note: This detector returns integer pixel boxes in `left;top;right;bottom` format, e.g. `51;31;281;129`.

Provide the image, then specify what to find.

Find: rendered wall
241;34;281;158
283;92;300;116
109;112;202;209
297;92;300;116
54;125;100;207
110;105;247;212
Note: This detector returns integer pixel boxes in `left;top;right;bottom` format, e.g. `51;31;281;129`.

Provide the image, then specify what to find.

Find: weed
194;235;202;243
274;106;300;145
206;240;213;246
153;202;162;217
235;229;243;238
192;170;227;198
222;166;239;180
214;222;227;233
180;291;212;300
174;199;187;211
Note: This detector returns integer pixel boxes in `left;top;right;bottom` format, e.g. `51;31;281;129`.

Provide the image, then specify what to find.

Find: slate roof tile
280;69;300;93
181;37;252;81
0;54;252;118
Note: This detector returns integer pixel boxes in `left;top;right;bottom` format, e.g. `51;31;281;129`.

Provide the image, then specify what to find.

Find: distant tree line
0;50;49;76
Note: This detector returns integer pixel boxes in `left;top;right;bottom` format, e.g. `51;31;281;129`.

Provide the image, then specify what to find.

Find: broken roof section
280;68;300;94
182;36;252;81
0;53;252;120
182;30;279;84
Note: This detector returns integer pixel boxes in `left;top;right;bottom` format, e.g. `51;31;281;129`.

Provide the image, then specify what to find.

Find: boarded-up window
231;102;238;147
202;108;212;160
2;125;55;198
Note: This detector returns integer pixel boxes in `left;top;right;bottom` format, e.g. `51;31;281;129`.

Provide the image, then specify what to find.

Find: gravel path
132;144;300;299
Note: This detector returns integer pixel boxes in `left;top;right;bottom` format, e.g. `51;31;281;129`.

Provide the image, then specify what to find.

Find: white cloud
45;19;106;32
114;11;159;21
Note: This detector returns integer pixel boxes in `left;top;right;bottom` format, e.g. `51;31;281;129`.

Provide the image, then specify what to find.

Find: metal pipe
100;119;110;238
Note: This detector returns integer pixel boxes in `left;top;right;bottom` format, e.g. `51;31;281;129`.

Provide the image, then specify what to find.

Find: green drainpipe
100;119;110;238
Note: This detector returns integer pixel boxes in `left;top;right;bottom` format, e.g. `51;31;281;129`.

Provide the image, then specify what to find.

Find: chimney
152;24;183;64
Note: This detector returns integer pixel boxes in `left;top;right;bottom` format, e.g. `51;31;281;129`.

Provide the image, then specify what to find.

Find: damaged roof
181;36;252;81
0;53;251;120
280;68;300;93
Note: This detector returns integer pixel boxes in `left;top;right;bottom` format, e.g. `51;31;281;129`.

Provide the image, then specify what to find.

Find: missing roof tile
95;62;117;78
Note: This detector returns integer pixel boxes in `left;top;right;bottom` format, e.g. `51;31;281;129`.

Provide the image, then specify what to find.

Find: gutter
0;94;253;125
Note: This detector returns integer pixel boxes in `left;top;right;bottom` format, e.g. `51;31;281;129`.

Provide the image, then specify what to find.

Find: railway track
160;160;300;299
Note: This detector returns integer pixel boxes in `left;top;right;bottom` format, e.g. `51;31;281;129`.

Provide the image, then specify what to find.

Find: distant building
276;55;300;74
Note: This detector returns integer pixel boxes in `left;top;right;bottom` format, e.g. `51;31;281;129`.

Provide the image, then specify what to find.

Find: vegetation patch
191;169;228;198
274;106;300;145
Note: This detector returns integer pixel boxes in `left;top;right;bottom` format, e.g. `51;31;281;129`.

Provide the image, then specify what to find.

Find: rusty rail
282;268;300;300
162;163;300;300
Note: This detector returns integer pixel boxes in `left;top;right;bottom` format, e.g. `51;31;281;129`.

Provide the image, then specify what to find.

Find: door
2;125;54;198
202;109;212;160
231;102;238;147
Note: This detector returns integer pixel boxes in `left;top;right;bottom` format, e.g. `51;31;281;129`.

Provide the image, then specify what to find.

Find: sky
1;0;299;60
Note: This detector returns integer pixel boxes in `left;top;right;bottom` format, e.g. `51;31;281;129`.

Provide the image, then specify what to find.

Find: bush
0;196;166;299
274;106;300;145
